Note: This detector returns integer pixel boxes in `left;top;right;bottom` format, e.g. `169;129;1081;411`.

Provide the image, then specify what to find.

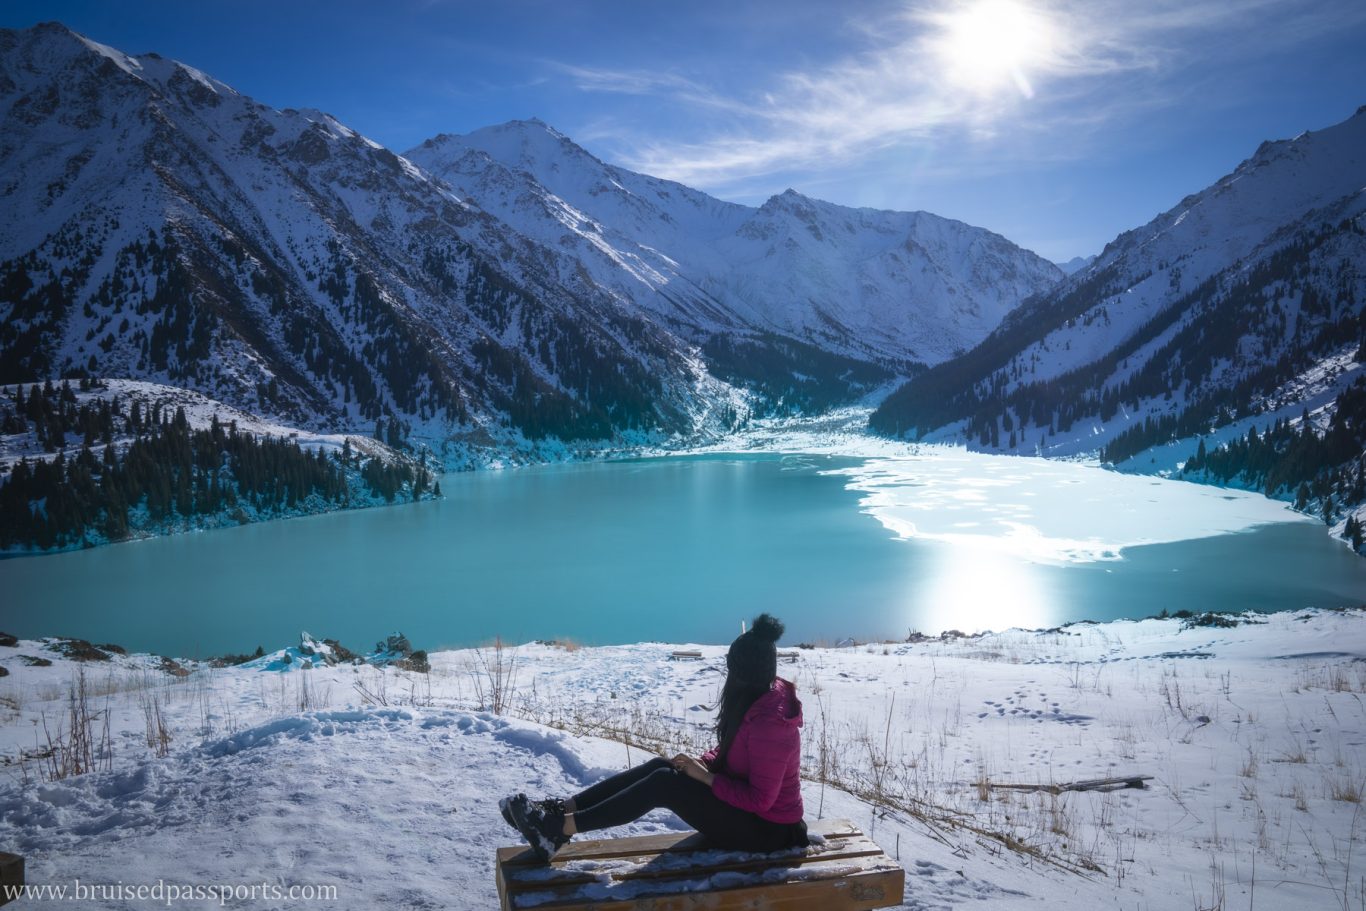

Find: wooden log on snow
988;774;1154;795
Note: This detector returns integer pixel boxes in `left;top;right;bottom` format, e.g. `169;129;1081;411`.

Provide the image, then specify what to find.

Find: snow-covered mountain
0;23;738;459
871;106;1366;521
1055;255;1094;275
0;24;1062;460
408;121;1064;368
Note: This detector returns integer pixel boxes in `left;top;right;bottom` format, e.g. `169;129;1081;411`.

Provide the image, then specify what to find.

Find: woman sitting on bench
501;613;808;861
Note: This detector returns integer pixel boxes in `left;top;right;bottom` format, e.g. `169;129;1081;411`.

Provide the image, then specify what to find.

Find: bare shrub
1329;774;1365;804
40;668;111;780
138;688;172;758
469;636;518;715
353;666;390;706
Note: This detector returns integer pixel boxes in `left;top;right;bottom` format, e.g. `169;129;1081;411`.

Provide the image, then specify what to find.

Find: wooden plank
507;837;887;887
497;820;905;911
0;852;22;908
505;852;902;906
501;835;889;892
501;820;862;869
507;865;904;911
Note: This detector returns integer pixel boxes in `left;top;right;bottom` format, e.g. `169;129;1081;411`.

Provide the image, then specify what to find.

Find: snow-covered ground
4;609;1366;909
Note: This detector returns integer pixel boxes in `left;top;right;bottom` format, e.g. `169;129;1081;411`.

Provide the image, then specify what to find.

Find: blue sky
6;1;1366;261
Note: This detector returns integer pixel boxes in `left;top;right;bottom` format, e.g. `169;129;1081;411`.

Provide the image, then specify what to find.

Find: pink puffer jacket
701;677;804;824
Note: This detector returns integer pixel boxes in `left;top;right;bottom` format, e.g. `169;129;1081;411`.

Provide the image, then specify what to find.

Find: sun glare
915;542;1058;634
932;0;1059;99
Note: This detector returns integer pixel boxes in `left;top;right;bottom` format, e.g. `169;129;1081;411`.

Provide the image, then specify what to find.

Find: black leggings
570;757;806;852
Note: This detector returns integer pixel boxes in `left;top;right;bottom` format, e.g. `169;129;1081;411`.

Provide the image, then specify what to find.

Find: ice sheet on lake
826;448;1309;564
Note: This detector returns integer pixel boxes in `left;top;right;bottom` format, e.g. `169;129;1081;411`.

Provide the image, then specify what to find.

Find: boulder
369;633;428;673
159;656;190;677
46;638;112;661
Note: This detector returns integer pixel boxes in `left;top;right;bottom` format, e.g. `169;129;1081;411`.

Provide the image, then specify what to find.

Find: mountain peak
406;118;620;202
24;20;74;36
759;188;816;213
407;119;568;156
475;117;569;141
3;21;126;74
3;21;247;103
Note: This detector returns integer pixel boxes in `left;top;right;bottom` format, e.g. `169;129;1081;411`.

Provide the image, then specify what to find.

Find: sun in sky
928;0;1062;99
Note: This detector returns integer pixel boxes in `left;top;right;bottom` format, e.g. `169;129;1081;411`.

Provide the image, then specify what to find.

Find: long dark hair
712;613;784;772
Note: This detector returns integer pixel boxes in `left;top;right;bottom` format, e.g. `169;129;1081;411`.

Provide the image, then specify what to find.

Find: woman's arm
708;718;795;815
672;754;714;786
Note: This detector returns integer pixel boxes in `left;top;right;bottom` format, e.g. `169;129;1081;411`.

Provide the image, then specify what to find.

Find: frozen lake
3;450;1363;656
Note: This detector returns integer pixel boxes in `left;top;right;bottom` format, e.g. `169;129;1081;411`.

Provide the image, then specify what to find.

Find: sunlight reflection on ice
825;448;1310;565
918;540;1057;633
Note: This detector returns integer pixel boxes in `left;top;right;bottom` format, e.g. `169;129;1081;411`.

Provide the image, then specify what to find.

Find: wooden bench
496;817;904;910
0;852;23;907
668;650;703;661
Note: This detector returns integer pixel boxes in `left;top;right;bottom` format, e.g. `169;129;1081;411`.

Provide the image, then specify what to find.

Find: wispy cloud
550;63;753;117
553;65;703;98
556;0;1362;190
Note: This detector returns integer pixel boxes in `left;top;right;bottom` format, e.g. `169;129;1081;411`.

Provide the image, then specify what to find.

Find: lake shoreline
9;602;1363;667
4;404;1361;562
4;451;1363;658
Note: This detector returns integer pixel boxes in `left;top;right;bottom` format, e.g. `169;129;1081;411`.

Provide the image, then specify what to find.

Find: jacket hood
745;677;803;728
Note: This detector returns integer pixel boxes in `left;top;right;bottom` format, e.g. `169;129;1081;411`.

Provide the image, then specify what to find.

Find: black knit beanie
726;613;785;685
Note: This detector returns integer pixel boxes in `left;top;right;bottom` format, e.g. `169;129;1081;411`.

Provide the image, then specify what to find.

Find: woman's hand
671;753;715;787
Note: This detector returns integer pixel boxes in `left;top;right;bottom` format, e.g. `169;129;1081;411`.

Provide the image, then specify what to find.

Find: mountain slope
0;23;732;460
0;24;1064;454
0;378;435;552
870;106;1366;535
408;121;1065;369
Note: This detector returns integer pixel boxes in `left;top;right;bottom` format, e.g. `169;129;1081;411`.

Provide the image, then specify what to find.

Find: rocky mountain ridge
0;23;1062;462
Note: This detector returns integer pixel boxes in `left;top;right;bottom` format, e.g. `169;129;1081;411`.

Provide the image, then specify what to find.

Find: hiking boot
502;793;570;862
498;794;565;831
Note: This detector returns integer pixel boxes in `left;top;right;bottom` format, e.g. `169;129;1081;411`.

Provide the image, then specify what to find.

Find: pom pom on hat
728;613;784;684
749;613;784;644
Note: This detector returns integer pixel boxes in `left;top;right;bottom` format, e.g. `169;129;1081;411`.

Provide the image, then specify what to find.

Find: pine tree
1344;516;1362;551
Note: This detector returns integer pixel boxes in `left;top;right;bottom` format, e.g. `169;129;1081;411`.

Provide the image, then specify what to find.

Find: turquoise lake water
2;452;1364;657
